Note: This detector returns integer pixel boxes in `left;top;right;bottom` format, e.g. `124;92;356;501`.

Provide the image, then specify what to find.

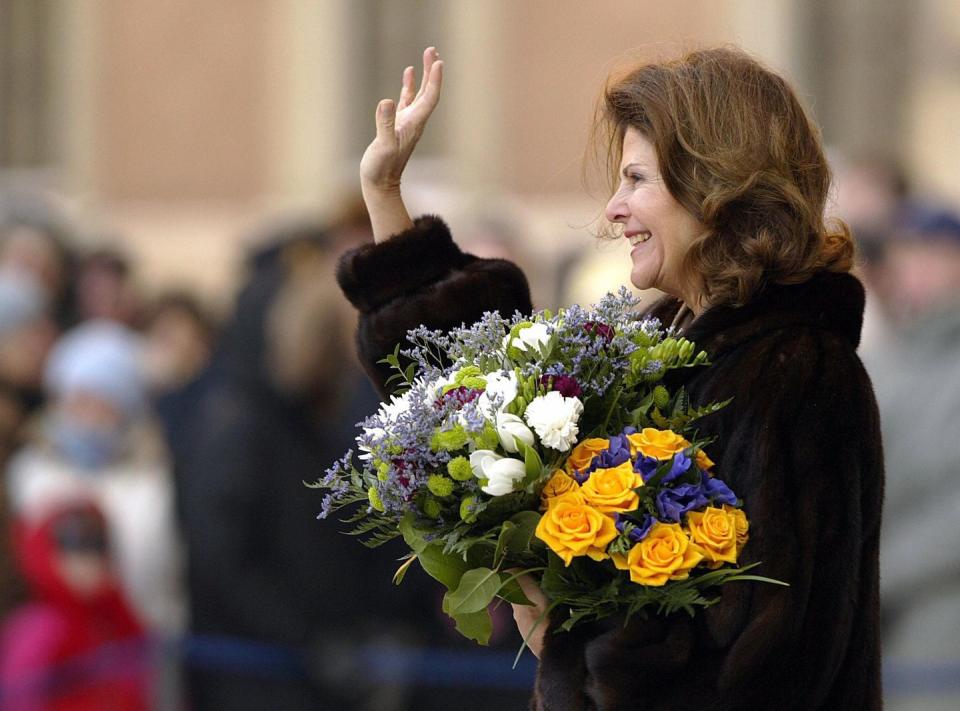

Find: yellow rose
722;504;749;553
626;428;690;460
687;506;739;566
540;470;581;510
565;438;610;476
580;461;643;514
535;493;617;566
620;522;704;586
695;449;715;471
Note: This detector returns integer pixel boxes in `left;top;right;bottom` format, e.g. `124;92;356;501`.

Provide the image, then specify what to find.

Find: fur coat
337;216;884;711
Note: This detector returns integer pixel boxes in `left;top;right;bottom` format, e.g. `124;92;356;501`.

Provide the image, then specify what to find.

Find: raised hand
360;47;444;242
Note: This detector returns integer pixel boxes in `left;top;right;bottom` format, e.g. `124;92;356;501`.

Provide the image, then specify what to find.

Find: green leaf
516;440;544;486
444;567;502;615
492;511;541;567
398;512;428;553
393;554;417;585
448;607;493;645
418;543;469;591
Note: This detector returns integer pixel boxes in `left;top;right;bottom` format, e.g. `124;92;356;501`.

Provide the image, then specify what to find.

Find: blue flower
662;452;693;483
593;435;631;470
703;476;738;505
615;512;655;542
633;455;660;480
656;483;708;522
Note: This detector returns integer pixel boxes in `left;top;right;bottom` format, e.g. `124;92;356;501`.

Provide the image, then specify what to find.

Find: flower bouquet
316;289;784;646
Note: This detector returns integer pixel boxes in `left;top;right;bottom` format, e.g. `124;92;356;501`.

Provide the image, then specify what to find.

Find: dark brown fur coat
337;216;884;711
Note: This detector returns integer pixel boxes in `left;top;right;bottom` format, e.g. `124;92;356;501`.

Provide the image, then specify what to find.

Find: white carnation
523;391;583;452
496;412;535;453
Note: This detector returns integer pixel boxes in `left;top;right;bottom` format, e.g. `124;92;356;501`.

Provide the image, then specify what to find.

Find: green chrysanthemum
447;456;473;482
427;474;455;498
368;486;384;512
423;497;442;519
473;424;500;451
431;425;469;452
459;495;480;523
376;461;391;482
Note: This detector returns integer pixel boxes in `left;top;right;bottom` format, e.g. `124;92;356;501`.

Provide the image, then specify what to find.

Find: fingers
397;66;415;111
406;60;443;126
375;99;398;148
415;47;439;101
513;572;548;608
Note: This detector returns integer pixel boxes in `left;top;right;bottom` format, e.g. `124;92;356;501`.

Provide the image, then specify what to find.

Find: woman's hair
596;46;855;307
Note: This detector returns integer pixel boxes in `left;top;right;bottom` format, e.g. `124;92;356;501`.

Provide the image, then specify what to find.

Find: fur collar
647;271;866;359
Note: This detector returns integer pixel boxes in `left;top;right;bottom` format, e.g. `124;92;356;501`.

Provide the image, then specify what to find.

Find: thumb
375;99;398;148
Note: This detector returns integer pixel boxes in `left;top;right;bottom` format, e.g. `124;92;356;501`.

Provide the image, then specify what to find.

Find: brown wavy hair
595;46;854;307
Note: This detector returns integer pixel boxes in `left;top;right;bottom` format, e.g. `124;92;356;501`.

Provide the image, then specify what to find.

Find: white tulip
468;449;526;496
469;449;503;478
481;458;527;496
477;370;518;416
496;412;535;453
505;323;552;353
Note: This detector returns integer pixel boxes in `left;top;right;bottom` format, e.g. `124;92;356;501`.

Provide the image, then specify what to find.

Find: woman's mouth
627;232;652;247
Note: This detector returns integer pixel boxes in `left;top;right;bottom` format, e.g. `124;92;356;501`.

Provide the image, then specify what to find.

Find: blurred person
71;249;142;328
142;291;217;397
5;321;185;635
141;292;219;525
0;501;148;711
0;269;58;419
180;232;433;710
0;193;77;330
861;210;960;710
832;154;913;353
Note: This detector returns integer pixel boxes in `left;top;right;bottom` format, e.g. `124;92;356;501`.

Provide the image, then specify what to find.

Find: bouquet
316;288;784;646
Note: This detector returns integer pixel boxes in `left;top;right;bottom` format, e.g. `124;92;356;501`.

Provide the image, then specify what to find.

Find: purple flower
594;435;631;469
616;512;655;543
434;386;482;410
703;476;738;505
656;483;708;522
540;374;583;399
584;321;615;343
633;455;660;480
662;452;693;483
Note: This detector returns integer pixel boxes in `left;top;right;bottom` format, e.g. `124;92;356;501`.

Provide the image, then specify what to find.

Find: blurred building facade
2;0;960;307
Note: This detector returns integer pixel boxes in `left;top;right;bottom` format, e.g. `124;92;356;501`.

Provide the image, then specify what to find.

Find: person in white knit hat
5;320;185;635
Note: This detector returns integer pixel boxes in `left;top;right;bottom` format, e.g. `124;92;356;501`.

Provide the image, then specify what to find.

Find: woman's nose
605;193;628;224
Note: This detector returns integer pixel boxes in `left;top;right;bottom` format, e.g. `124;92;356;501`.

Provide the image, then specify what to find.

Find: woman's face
604;127;705;307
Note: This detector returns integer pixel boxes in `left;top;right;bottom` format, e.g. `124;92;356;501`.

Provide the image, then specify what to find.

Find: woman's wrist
361;183;414;243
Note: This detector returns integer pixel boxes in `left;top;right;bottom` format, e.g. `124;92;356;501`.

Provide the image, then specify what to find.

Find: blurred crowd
0;192;535;710
0;162;957;709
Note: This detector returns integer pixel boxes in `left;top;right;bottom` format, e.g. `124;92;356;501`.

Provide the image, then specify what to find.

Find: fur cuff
336;215;468;312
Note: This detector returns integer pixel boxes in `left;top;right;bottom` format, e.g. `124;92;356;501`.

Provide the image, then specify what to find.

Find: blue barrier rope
2;633;958;701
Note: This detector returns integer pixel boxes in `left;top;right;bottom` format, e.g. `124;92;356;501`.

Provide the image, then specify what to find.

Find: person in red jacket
0;502;149;710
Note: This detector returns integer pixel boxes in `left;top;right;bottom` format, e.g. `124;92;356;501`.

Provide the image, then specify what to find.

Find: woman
338;47;883;710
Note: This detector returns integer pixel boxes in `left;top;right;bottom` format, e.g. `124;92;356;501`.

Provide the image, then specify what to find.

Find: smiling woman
336;45;883;711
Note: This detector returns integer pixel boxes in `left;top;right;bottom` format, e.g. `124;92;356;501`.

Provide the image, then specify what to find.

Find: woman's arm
359;47;443;243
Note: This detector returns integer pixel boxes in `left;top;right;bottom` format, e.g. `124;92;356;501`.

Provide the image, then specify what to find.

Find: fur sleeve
336;216;532;394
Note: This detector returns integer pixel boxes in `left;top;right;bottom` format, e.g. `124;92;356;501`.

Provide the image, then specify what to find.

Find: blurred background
1;0;958;709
